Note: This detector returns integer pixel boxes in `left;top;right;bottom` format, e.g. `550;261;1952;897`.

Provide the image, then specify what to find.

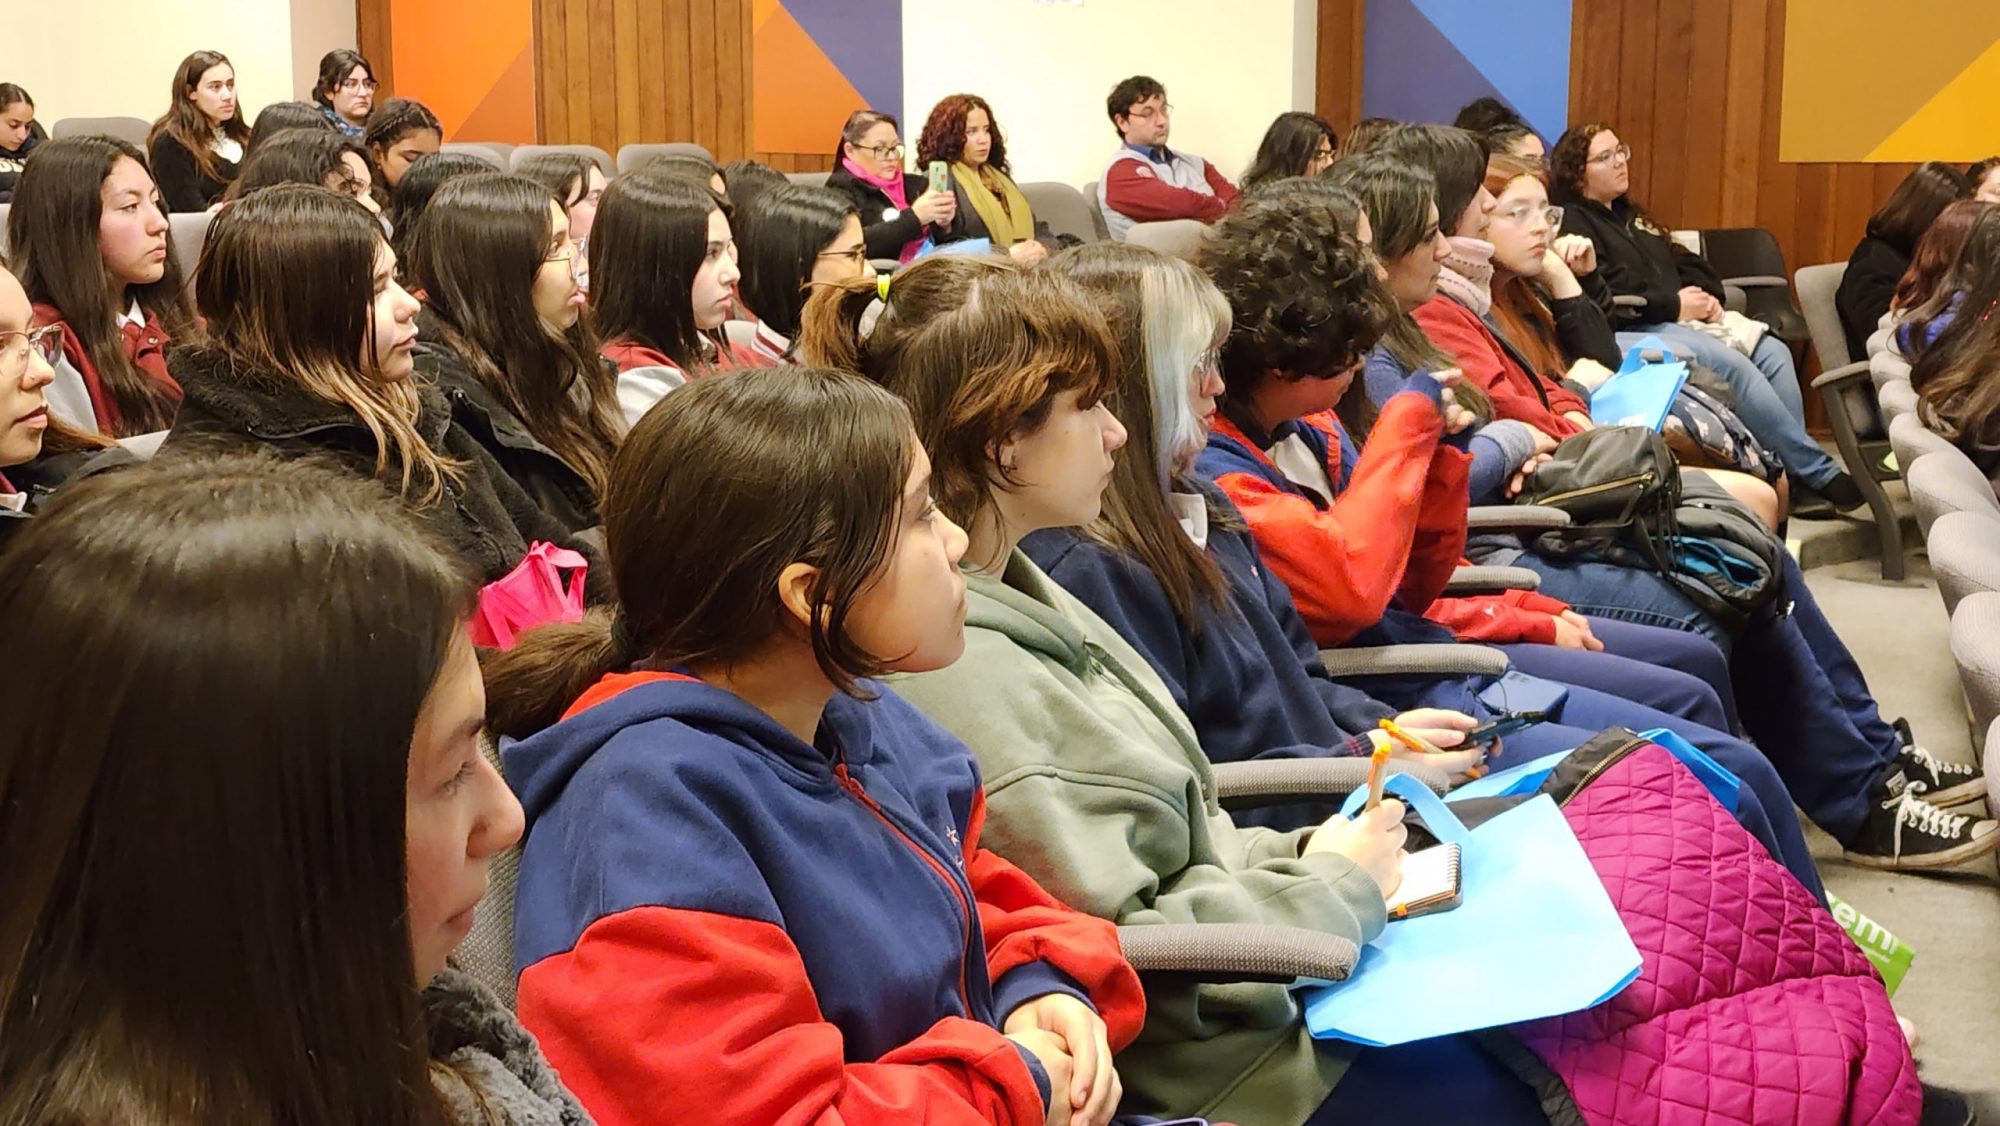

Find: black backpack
1517;426;1783;633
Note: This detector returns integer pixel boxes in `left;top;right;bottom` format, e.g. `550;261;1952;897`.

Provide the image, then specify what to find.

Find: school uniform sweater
31;301;181;437
1361;346;1538;504
891;552;1387;1124
1412;293;1588;438
600;338;688;429
505;670;1143;1126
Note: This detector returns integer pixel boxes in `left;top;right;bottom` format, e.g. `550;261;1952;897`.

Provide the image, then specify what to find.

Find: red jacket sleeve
1103;160;1231;224
1401;437;1474;612
1424;588;1577;644
1411;299;1586;436
517;908;1049;1126
963;789;1146;1049
1202;160;1240;208
1215;393;1455;646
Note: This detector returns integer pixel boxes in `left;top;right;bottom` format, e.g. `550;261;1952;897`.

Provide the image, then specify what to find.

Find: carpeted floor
1801;548;2000;1105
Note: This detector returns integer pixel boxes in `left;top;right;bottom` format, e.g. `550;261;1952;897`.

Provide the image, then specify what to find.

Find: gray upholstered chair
1951;593;2000;744
1798;260;1902;578
509;143;615;177
1081;180;1112;241
1018;181;1100;244
1927;511;2000;617
1907;448;2000;541
616;142;715;175
168;212;211;289
785;170;830;188
1879;380;1919;421
438;142;509;170
1889;411;1957;477
1125;218;1209;262
1871;346;1912;390
50;115;151;148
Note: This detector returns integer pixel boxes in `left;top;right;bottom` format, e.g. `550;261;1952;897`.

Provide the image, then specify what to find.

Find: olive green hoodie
892;551;1387;1124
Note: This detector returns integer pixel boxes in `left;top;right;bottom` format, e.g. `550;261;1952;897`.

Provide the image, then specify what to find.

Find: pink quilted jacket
1515;742;1921;1125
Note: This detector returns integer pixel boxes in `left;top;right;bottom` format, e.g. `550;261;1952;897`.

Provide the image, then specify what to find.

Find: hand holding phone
1468;710;1548;745
927;159;950;196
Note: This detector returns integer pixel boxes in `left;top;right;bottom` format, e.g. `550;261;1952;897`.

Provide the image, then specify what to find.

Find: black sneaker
1897;742;1987;807
1819;471;1867;512
1845;772;2000;870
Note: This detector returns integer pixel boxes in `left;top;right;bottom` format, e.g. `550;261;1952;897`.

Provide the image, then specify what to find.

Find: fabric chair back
1794;262;1851;369
50;115;152;149
1878;380;1919;421
1018;181;1099;244
1889;411;1956;474
1907;447;2000;540
169;212;212;289
1952;592;2000;742
1080;180;1112;241
616;142;715;175
785;170;830;188
1928;511;2000;617
439;142;509;170
1125;218;1209;262
509;144;614;177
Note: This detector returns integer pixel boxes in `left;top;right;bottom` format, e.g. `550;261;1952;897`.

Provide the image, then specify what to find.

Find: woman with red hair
916;94;1066;265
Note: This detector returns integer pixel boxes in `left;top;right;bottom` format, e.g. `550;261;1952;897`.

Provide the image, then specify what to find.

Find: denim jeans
1618;324;1842;488
1504;616;1739;731
1512;554;1728;650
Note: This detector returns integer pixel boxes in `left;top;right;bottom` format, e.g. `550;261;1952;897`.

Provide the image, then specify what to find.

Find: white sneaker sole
1845;825;2000;870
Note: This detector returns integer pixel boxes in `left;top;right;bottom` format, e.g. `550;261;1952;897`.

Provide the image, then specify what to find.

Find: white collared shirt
116;299;144;330
213;131;243;164
1169;491;1209;549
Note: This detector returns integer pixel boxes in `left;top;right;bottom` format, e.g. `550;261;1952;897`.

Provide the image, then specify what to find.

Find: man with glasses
1099;75;1239;241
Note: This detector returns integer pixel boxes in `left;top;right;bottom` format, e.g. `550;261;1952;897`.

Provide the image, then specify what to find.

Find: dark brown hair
6;135;197;435
836;109;899;164
1911;206;2000;443
148;50;252;183
363;98;443;156
226;127;372;202
1337;117;1400;159
1377;124;1488;237
311;49;374;112
796;255;1120;536
405;172;620;498
0;452;473;1124
484;367;919;738
1241;111;1338;190
588;168;727;372
916;93;1011;176
1894;198;1992;314
1867;161;1971;253
514;151;598;209
1550;121;1612;204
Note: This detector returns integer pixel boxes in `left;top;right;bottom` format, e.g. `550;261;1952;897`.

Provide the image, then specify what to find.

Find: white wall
14;0;355;126
901;0;1317;190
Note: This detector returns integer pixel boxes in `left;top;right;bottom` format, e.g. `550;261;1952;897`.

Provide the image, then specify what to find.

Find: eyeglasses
1587;144;1632;166
1126;103;1173;121
854;142;904;160
545;236;582;275
339;78;379;93
816;245;868;266
1493;202;1564;227
0;325;62;380
1193;345;1221;376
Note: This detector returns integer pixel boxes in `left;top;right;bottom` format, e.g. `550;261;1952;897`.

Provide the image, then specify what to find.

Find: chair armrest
1211;757;1449;810
1719;274;1791;289
1443;565;1540;595
1611;294;1647;308
1810;359;1871;391
1117;923;1359;987
1467;504;1571;531
1723;285;1747;315
1319;643;1510;679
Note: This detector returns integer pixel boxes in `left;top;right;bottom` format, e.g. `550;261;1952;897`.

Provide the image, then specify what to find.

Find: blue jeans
1505;616;1739;730
1314;1033;1547;1123
1512;554;1728;650
1619;324;1843;488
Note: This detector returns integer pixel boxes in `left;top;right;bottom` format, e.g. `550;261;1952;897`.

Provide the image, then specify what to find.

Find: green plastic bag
1829;893;1915;995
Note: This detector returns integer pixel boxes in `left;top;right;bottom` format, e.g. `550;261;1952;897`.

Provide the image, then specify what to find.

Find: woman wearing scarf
917;94;1066;266
825;109;956;265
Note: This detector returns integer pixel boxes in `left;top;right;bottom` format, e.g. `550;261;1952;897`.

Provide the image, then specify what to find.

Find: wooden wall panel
1314;0;1366;134
527;0;754;161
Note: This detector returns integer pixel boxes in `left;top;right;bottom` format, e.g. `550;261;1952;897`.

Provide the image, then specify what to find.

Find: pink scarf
1436;235;1497;318
842;156;925;263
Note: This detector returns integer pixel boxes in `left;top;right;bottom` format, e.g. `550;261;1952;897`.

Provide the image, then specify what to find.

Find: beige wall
901;0;1317;189
15;0;356;127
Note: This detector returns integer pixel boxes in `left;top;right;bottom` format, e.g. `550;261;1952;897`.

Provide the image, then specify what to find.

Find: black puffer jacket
419;337;603;534
0;442;136;556
162;346;605;596
1556;194;1725;327
825;164;951;260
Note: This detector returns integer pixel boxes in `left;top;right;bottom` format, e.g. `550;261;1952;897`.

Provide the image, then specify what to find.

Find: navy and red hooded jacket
504;670;1146;1125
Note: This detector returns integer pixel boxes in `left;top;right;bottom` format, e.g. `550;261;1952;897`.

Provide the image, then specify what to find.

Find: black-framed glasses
0;325;62;379
855;142;904;160
1587;144;1632;166
816;245;868;266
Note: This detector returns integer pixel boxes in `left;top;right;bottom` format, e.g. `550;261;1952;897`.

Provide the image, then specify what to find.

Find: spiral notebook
1385;843;1462;920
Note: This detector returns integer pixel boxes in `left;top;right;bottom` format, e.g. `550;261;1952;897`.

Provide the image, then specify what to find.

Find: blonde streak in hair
291;357;462;505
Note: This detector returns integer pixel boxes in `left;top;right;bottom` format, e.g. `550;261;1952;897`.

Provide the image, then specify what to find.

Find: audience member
385;150;490;257
161;184;594;587
1551;121;1863;509
1911;209;2000;481
638;150;725;194
730;183;868;363
0;265;127;553
1968;156;2000;204
1837;161;1969;361
1336;115;1399;159
1239;110;1339;191
1452;95;1527;136
226;127;381;214
311;48;376;140
1098;75;1238;239
363;97;443;191
483;366;1143;1126
0;453;587;1124
1483;121;1545;164
590;168;739;422
8;136;193;437
1886;199;1990;358
247;100;336;157
147;49;250;212
515;150;607;291
720;157;788;214
405;172;619;530
916;93;1060;263
826;108;955;263
0;83;43;203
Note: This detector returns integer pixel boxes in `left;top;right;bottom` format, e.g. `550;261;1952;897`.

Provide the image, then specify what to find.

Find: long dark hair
198;184;460;501
1047;242;1232;622
737;184;858;340
721;159;789;215
1241;111;1338;191
1894;199;1992;314
1866;161;1971;253
1377;124;1487;236
311;49;374;112
406;173;621;497
385;152;492;258
485;368;919;738
248;101;335;156
514;151;598;208
589;168;725;371
148;50;251;182
916;93;1011;175
1911;208;2000;433
0;452;473;1124
363;98;442;157
1550;121;1614;206
6;136;196;434
227;128;371;201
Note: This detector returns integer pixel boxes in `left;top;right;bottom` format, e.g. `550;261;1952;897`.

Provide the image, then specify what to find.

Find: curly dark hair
1549;121;1611;203
1198;188;1395;401
916;93;1009;176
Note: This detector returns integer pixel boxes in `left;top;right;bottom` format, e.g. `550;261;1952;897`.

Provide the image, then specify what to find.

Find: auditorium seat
1927;511;2000;617
50;115;150;149
169;212;211;289
1018;181;1100;245
1798;260;1902;579
1080;180;1112;241
1951;592;2000;745
1694;228;1810;345
1907;447;2000;541
616;142;714;175
509;144;614;176
1880;380;1919;420
1890;411;1957;475
785;171;830;188
438;142;509;170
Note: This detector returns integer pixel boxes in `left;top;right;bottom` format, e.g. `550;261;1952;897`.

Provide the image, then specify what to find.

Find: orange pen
1363;734;1392;811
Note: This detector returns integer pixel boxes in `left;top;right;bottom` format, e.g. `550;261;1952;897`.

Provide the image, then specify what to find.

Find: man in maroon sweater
1097;75;1240;240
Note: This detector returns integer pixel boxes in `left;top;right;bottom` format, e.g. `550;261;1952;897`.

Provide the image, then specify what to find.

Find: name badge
883;207;901;223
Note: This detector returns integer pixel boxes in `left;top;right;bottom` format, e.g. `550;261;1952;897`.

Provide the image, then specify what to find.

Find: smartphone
1468;710;1548;745
926;160;950;196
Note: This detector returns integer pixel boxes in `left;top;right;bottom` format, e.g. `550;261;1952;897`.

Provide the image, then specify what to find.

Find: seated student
162;184;596;589
363;97;444;192
721;157;789;214
0;453;587;1124
0;83;44;203
385;151;491;258
1453;97;1545;164
1335;116;1398;160
226;127;381;214
638;151;727;195
1911;209;2000;484
826;109;957;263
591;169;740;423
483;368;1143;1126
148;49;250;212
404;173;620;531
730;183;870;365
917;93;1061;264
516;151;608;292
312;48;376;139
1098;75;1239;239
1884;199;1991;358
8;136;193;438
246;99;336;157
797;254;1544;1125
1837;162;1969;361
1970;156;2000;204
1239;111;1339;191
1549;123;1864;510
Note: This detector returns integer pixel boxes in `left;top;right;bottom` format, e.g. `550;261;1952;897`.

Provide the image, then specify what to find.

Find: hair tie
877;273;892;301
